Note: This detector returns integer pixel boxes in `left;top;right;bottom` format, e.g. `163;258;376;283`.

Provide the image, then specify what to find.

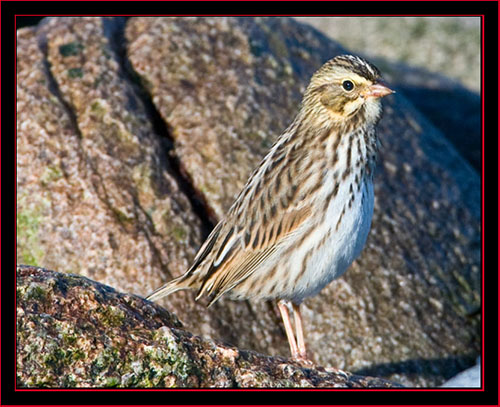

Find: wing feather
205;245;279;306
190;137;318;304
183;221;223;277
196;204;311;302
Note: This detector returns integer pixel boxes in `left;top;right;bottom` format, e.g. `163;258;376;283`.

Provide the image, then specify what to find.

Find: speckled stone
17;21;202;313
17;266;403;388
17;16;480;387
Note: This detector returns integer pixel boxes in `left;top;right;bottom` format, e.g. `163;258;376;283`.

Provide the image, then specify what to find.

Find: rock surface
388;71;480;172
17;17;480;387
17;265;402;388
17;20;202;299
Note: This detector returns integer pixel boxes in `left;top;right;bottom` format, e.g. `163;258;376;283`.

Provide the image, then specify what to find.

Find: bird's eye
342;80;354;91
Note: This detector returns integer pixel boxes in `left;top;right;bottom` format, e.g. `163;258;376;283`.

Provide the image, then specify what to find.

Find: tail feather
146;275;191;302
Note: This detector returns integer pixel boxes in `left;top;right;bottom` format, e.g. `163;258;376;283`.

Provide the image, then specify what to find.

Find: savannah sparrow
147;55;394;360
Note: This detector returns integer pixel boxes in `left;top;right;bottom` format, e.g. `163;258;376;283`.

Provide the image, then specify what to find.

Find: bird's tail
146;275;192;302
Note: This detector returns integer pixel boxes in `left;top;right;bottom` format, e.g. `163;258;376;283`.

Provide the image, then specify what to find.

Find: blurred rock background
294;17;480;92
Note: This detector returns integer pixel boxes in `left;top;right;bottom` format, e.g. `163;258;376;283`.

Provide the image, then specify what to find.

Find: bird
146;54;394;361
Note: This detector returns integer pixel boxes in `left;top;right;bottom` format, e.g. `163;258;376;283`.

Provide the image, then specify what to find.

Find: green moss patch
59;42;84;57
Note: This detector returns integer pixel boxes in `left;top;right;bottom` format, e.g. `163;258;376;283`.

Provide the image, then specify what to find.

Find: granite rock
17;20;202;298
17;265;402;388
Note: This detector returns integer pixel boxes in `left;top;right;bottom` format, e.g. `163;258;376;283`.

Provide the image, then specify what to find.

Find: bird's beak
362;82;395;99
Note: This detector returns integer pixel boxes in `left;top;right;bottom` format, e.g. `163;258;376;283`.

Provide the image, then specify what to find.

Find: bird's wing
195;192;312;304
187;138;317;304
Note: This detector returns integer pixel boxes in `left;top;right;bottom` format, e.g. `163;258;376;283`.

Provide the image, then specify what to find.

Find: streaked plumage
147;54;394;360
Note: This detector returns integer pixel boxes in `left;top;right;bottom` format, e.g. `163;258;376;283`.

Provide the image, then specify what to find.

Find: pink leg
292;303;308;360
278;300;298;359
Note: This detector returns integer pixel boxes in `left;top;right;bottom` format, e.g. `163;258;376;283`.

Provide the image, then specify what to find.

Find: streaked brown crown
321;54;381;82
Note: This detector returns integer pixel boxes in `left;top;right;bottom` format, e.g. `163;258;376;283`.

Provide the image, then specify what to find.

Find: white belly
285;179;374;303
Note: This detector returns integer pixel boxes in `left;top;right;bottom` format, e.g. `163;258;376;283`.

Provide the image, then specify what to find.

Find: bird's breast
278;126;376;303
285;176;374;303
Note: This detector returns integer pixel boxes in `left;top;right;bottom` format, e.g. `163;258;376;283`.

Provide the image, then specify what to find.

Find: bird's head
303;55;394;128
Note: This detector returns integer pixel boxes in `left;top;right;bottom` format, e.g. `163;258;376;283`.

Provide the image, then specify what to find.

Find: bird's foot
292;352;314;368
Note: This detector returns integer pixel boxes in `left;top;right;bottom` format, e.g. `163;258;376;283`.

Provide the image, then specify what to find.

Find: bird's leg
292;303;308;360
277;300;298;359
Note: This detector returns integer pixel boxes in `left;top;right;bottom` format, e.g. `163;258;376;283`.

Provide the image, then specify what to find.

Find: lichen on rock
16;265;402;388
